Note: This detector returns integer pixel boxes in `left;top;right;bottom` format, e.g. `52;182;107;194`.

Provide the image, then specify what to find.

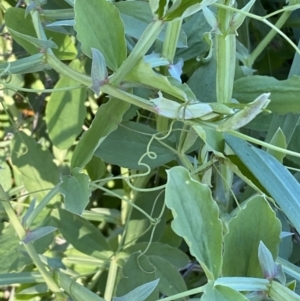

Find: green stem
154;284;207;301
40;9;74;20
161;19;182;62
0;186;65;299
104;257;118;301
110;20;165;85
247;10;292;67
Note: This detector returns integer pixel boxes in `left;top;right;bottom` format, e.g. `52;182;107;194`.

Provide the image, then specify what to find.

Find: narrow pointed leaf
91;48;108;96
22;226;56;244
113;279;159;301
258;241;277;279
71;99;130;169
224;134;300;234
165;166;222;279
217;93;270;131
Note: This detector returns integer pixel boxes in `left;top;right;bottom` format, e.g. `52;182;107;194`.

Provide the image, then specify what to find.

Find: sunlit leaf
60;168;91;215
113;279;159;301
165;166;223;279
53;209;113;260
222;196;281;278
75;0;126;71
46;59;87;149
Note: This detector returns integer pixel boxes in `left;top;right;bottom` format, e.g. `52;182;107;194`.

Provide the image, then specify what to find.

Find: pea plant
1;0;300;300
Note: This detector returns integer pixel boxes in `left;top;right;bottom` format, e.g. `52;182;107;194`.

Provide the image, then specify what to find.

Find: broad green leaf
91;48;108;96
95;121;176;170
149;0;169;18
11;132;59;201
126;61;195;102
23;226;57;244
0;225;31;272
233;76;300;114
46;59;87;149
53;209;113;260
116;252;159;301
71;98;130;169
223;196;281;278
5;8;77;60
267;128;286;162
165;166;223;279
202;282;248;301
113;279;159;301
117;242;189;270
85;156;107;182
74;0;126;71
59;168;91;215
225;134;300;235
148;256;187;296
115;1;186;47
0;161;12;191
123;191;166;245
55;270;105;301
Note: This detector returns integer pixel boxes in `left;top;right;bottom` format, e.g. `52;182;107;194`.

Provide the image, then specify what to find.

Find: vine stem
247;10;292;67
0;185;66;300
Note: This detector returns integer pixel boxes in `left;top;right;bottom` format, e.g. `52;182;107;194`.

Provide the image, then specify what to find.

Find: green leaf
126;61;195;102
148;256;187;297
55;270;106;301
59;168;91;215
8;27;58;50
115;1;186;47
0;272;44;286
258;241;278;279
95;121;176;170
269;280;300;301
91;48;108;96
116;252;159;301
164;0;217;21
5;8;77;60
117;242;189;270
165;166;223;280
71;98;130;169
53;209;113;260
224;134;300;235
267;128;286;162
74;0;126;71
113;279;159;301
222;196;281;278
46;59;87;149
23;226;57;244
0;53;48;75
217;93;270;131
202;282;248;301
0;225;30;272
11;132;59;201
0;161;12;191
123;191;166;245
233;76;300;114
